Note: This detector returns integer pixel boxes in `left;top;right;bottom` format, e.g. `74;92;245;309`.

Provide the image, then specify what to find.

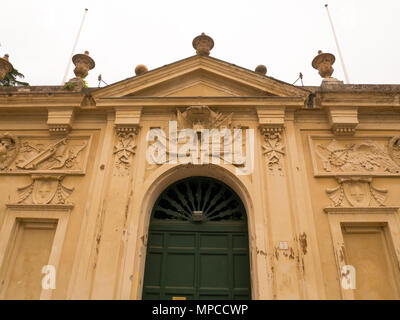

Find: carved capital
114;106;142;133
47;107;74;135
256;106;285;134
327;106;358;136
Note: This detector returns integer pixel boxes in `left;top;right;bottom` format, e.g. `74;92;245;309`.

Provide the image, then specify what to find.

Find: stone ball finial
135;64;148;76
0;54;13;81
72;50;95;79
312;50;335;79
192;33;214;56
255;65;267;75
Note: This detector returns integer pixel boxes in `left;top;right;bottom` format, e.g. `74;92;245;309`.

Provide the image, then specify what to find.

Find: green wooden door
142;177;251;300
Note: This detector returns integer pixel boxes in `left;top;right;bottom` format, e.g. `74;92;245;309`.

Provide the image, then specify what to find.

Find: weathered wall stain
299;232;307;255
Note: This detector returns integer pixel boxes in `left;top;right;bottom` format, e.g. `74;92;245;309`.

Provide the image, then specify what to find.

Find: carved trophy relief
310;136;400;176
0;133;19;170
114;129;139;170
326;177;387;207
260;127;285;171
145;107;248;174
0;133;89;174
17;175;74;205
177;106;233;131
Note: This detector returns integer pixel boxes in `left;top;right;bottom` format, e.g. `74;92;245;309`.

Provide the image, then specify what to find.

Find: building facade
0;34;400;300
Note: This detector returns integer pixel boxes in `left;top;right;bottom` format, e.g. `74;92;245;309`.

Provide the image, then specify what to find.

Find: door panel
142;177;251;300
143;228;251;300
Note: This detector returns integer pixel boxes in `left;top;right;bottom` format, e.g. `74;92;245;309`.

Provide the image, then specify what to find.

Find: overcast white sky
1;0;399;88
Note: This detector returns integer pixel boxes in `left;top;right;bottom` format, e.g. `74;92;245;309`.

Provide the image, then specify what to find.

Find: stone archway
121;163;270;300
142;176;251;300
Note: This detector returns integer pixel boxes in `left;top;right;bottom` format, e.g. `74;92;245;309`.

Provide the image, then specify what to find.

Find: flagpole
325;4;350;84
61;8;88;85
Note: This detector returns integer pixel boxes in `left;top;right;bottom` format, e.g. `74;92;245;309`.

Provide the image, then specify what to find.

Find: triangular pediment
92;55;309;100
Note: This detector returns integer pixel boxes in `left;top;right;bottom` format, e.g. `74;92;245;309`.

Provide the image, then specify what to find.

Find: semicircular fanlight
152;177;245;222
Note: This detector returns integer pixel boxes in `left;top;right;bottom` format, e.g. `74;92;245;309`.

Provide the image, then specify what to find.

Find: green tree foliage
0;69;29;86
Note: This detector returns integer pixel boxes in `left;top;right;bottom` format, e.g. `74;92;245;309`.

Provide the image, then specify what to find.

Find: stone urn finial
192;33;214;56
0;54;14;81
312;50;336;79
72;50;95;79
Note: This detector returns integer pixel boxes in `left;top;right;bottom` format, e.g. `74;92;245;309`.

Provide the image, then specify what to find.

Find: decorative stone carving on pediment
16;175;74;205
309;135;400;176
0;133;91;175
177;106;232;131
144;122;251;178
326;177;387;207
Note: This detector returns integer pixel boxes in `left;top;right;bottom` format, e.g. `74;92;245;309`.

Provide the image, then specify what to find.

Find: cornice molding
95;96;307;108
91;56;310;99
327;106;358;136
6;203;74;211
324;207;399;214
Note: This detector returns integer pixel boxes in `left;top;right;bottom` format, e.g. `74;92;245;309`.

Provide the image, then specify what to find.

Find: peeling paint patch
256;248;268;257
299;232;307;255
289;247;295;260
274;247;279;260
340;244;346;263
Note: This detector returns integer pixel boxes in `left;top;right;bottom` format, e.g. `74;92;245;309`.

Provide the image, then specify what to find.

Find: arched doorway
142;176;252;300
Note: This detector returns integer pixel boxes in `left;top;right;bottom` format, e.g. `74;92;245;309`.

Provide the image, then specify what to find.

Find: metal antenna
325;4;350;84
61;8;89;85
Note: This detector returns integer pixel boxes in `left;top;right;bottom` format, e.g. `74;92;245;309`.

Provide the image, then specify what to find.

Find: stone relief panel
177;105;233;131
260;128;285;172
16;175;74;205
144;107;250;176
0;133;92;175
309;135;400;176
326;177;387;207
114;129;139;171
